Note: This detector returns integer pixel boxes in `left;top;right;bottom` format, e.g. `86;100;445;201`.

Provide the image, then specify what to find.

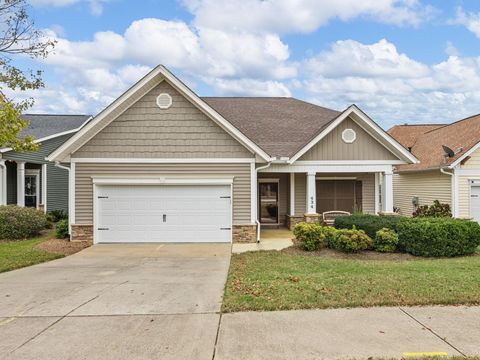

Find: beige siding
75;163;251;225
457;147;480;218
294;173;306;215
73;80;252;158
393;170;451;216
460;146;480;169
258;173;289;224
300;117;398;161
315;173;375;214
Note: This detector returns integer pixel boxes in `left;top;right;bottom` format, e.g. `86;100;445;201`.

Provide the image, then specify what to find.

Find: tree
0;0;55;151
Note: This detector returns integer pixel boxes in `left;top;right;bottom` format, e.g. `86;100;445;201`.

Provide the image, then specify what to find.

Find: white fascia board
449;140;480;168
71;157;255;163
47;65;271;163
288;105;418;164
1;116;92;154
259;163;393;173
91;176;234;186
294;160;406;165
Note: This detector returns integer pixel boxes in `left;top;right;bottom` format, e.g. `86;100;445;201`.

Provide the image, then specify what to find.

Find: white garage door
95;184;232;243
470;184;480;222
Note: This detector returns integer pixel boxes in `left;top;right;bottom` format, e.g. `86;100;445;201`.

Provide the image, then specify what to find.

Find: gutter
254;160;273;242
440;167;456;217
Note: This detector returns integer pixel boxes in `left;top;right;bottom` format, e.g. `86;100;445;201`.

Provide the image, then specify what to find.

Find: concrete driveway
0;243;231;360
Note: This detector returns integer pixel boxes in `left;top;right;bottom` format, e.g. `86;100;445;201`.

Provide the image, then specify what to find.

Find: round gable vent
342;128;356;143
156;93;172;109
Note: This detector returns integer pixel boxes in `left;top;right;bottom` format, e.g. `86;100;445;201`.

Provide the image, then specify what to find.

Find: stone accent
304;213;321;223
286;215;304;230
232;224;257;243
71;224;93;243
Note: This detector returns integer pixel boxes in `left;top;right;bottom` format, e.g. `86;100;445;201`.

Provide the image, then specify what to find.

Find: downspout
440;167;455;217
0;159;6;205
54;162;72;236
255;160;273;242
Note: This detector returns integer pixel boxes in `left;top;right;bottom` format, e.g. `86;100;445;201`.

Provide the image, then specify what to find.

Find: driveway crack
211;312;222;360
399;307;467;358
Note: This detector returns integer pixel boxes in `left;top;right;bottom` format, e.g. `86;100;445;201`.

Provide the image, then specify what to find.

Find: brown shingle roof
201;97;340;157
388;124;444;149
388;114;480;172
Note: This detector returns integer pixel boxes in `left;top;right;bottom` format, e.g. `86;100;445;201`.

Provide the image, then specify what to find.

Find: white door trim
25;169;40;209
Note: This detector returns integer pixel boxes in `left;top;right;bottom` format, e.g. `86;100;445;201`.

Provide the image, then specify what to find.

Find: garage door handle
220;227;231;230
220;196;231;199
98;196;108;199
98;228;109;231
163;214;167;222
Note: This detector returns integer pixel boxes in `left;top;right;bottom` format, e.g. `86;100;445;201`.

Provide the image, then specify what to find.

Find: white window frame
25;169;40;209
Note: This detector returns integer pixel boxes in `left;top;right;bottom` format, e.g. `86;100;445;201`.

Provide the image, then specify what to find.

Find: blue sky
16;0;480;128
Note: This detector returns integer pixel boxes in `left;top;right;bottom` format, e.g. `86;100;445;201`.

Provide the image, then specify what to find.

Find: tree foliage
0;0;55;151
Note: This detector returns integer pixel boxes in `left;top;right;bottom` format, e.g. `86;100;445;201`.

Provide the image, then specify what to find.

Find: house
46;65;417;244
389;114;480;220
0;115;92;213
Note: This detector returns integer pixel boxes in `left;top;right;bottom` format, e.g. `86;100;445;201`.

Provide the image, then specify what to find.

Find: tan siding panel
73;81;252;158
75;163;251;225
393;171;451;216
300;117;398;161
460;147;480;169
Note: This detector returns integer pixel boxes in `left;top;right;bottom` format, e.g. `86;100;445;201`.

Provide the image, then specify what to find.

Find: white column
383;170;393;213
16;161;25;207
289;173;295;216
0;160;6;205
374;172;380;215
250;162;256;223
41;164;47;212
306;172;317;214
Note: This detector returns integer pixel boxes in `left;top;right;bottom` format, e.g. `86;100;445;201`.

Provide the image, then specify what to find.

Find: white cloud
205;78;291;97
451;7;480;38
303;39;480;127
183;0;434;33
30;0;108;16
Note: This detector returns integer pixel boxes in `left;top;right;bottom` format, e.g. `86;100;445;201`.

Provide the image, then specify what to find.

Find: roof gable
47;65;271;162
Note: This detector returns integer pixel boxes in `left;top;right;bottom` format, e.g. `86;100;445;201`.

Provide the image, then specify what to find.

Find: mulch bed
34;238;91;256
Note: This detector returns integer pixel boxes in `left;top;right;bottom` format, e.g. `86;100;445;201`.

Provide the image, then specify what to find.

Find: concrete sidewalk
215;306;480;359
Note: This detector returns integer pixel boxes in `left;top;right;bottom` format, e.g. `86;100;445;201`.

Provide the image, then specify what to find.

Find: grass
0;230;64;273
222;251;480;313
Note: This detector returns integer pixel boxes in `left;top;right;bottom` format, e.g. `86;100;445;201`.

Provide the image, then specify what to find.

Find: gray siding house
0;115;91;213
47;65;417;244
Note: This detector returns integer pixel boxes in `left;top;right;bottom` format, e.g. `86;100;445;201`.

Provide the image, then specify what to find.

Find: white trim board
47;65;271;163
288;105;418;164
295;160;406;165
259;163;394;174
91;176;234;186
450;140;480;168
71;157;255;163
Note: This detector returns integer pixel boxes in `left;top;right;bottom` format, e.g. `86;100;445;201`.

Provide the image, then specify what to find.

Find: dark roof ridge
423;113;480;135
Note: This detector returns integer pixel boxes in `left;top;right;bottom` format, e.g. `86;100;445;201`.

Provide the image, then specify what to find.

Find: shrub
47;209;68;223
56;219;69;239
330;227;373;253
374;228;399;252
0;205;48;239
396;217;480;257
412;200;452;218
322;226;338;248
293;222;327;251
334;214;404;238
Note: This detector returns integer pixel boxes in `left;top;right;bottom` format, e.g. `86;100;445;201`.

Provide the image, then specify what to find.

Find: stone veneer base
232;224;257;243
286;215;304;230
71;224;94;243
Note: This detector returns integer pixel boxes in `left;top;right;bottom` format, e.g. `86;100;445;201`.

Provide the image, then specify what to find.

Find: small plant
55;219;69;239
293;222;326;251
0;205;48;239
47;209;68;223
374;228;399;252
412;200;452;218
330;226;373;253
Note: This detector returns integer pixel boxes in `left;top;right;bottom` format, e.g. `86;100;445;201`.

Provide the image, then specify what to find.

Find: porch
256;164;394;230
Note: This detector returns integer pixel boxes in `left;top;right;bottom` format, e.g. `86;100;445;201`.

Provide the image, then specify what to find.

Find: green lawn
0;230;64;273
222;251;480;312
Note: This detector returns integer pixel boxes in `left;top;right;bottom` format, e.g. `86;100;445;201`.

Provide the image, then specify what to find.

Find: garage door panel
96;184;232;243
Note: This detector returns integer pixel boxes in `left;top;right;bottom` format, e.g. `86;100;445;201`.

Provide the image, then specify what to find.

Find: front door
259;182;279;224
25;174;38;208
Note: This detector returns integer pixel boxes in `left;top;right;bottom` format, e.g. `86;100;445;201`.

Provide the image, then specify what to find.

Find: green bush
334;214;404;238
322;226;338;248
330;227;373;253
374;228;399;252
0;205;48;239
396;217;480;257
55;219;69;239
47;209;68;223
293;222;327;251
412;200;452;218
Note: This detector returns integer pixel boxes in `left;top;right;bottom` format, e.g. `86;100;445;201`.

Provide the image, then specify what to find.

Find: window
316;180;362;214
259;181;279;224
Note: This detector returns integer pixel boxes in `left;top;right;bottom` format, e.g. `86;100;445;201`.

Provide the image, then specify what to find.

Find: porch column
41;163;47;212
382;170;393;213
306;172;317;214
374;172;380;215
16;161;25;207
0;160;6;205
289;173;295;215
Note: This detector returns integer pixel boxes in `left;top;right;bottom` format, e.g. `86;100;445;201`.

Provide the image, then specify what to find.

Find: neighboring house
0;115;92;213
47;65;417;244
389;114;480;220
